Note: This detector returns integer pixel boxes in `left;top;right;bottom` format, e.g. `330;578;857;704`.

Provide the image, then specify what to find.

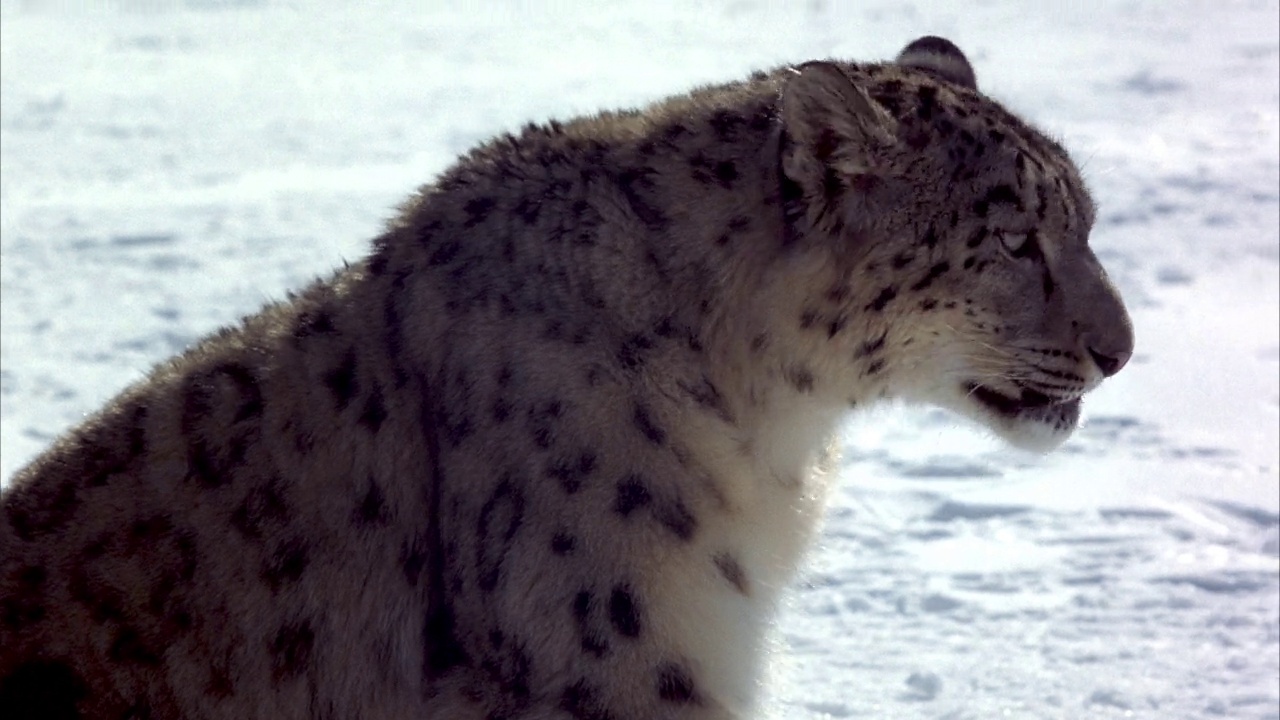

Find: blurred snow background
1;1;1277;717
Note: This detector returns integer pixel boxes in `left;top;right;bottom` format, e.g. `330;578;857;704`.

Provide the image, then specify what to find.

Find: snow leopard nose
1081;302;1134;378
1087;345;1130;377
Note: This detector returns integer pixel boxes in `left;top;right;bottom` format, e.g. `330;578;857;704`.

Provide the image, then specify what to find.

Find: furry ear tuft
779;61;897;184
896;36;977;90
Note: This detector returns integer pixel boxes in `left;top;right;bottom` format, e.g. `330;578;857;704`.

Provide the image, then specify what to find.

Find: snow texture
2;1;1277;718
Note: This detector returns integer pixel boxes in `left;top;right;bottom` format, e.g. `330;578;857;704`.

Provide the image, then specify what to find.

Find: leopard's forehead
844;61;1096;230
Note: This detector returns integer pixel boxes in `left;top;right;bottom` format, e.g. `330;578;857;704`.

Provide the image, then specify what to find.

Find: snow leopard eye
997;228;1038;259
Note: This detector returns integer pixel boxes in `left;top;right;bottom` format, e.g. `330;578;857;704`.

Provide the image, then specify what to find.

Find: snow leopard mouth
964;382;1081;420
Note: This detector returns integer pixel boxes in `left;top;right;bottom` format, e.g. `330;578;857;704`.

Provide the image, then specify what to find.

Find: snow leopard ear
779;61;898;186
896;36;977;90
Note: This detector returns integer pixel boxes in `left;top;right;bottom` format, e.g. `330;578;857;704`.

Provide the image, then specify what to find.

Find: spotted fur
0;36;1131;719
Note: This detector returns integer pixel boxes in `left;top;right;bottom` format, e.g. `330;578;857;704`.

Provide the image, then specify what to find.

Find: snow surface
2;1;1277;718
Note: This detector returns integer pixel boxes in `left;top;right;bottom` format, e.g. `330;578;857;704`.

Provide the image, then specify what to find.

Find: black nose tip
1088;347;1130;377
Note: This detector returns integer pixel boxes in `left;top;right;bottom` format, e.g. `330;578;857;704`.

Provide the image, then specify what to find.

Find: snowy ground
2;1;1277;718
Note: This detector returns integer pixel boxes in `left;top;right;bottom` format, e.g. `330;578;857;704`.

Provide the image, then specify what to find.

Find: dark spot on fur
270;622;315;681
617;333;654;371
206;364;263;422
526;399;563;450
663;122;690;142
573;590;591;621
656;662;699;704
609;585;642;638
491;397;512;423
4;479;79;541
206;658;235;698
0;661;88;720
891;252;915;269
799;309;818;329
109;626;161;665
323;349;359;411
496;365;514;387
442;413;474;448
614;475;652;517
910;261;951;292
714;553;749;595
463;196;497;227
355;478;388;527
678;377;731;423
613;167;670;232
123;402;149;462
476;478;526;593
179;377;221;488
17;564;47;589
866;359;886;376
130;515;167;539
547;451;597;494
866;286;897;312
560;679;616;720
779;172;805;247
262;537;310;590
821;166;843;203
382;272;411;388
514;195;543;224
571;591;610;658
427;239;462;266
543;319;566;341
713;159;738;186
231;480;288;540
709;108;744;140
67;554;125;624
359;386;388;432
813;127;841;162
480;638;533;699
826;315;847;338
551;531;577;555
921;226;939;248
293;306;336;340
75;402;150;488
966;227;988;248
2;566;48;630
916;86;938;121
870;90;903;117
904;128;931;150
856;333;886;358
401;537;428;587
657;499;698;541
787;366;815;393
632;403;666;445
